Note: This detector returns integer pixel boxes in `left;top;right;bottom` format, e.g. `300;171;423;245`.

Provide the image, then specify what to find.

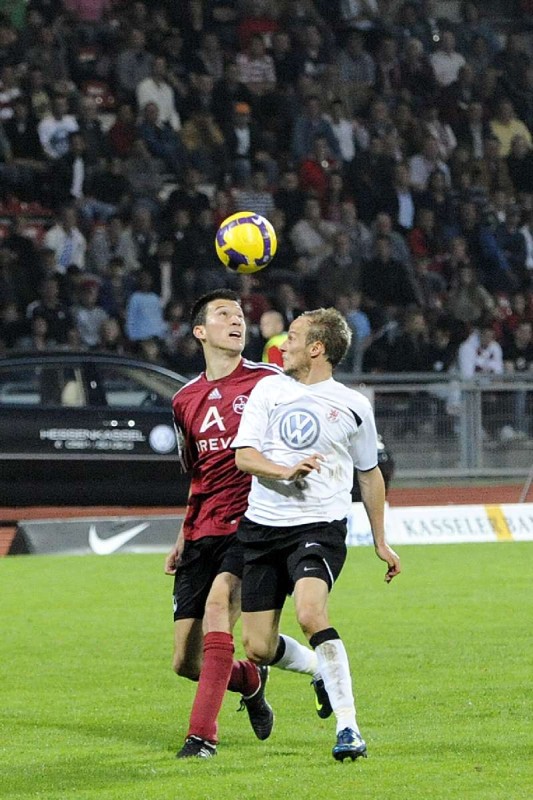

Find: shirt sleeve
349;402;379;472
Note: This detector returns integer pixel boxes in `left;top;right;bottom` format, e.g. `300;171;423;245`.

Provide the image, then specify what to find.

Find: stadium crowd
0;0;532;378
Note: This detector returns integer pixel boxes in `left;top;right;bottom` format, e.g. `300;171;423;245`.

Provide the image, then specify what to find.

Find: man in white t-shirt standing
232;308;401;762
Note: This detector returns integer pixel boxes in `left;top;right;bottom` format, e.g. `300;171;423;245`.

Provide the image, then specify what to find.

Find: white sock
315;638;359;734
271;634;319;678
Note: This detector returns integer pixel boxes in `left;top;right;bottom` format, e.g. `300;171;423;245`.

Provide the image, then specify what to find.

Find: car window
0;364;86;407
96;364;183;408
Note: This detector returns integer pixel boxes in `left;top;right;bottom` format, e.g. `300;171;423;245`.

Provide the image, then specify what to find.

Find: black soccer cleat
332;727;368;762
311;677;333;719
176;735;217;759
238;665;274;740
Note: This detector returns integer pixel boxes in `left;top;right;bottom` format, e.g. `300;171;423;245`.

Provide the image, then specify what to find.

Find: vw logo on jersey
280;409;320;450
233;395;248;414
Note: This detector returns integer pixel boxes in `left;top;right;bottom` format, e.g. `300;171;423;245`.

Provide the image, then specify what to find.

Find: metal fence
339;373;533;480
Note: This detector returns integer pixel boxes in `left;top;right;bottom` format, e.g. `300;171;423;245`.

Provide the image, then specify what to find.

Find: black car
0;352;190;506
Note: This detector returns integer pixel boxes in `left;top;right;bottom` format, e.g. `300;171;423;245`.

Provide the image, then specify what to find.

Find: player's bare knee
172;654;200;681
296;606;327;639
242;633;273;665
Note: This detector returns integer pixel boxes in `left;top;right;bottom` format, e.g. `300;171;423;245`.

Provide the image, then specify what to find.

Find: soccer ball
215;212;277;274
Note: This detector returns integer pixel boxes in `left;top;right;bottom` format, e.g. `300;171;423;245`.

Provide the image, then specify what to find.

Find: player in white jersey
232;308;401;762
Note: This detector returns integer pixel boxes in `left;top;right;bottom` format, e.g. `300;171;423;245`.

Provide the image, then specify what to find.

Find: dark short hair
190;289;240;327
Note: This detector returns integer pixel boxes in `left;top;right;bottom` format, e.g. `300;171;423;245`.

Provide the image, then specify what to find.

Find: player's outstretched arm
235;446;324;481
357;465;401;583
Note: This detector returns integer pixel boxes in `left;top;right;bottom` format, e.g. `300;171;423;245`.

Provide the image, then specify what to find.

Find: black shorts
173;534;244;621
238;517;348;613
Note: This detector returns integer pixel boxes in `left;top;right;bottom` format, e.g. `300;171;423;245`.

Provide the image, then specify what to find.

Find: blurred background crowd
0;0;532;380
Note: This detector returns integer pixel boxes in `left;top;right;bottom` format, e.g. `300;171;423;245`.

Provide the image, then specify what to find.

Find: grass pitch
1;543;531;800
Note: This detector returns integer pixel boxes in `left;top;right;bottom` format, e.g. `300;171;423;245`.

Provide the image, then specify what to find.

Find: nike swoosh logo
89;522;150;555
305;542;320;548
303;566;319;572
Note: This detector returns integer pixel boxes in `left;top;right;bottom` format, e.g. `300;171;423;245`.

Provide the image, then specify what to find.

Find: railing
338;372;533;480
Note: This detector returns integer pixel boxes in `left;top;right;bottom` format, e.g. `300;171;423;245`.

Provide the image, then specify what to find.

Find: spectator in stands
454;100;492;160
430;29;466;88
409;135;451;191
259;309;287;367
334;30;375;116
506;134;533;200
122;138;165;211
71;277;109;348
44;205;86;273
369;212;412;267
312;230;362;307
107;102;136;158
76;95;108;162
125;269;166;345
99;316;128;354
298;135;339;205
361;234;419;309
26;275;74;346
137;55;181;133
398;36;437;108
490;98;532;158
179;108;226;184
236;32;276;123
97;255;136;320
445;200;514;292
456;1;500;58
137;100;186;177
290;196;337;274
457;320;503;377
380;162;418;235
291;94;340;164
223;100;262;185
445;263;496;325
234;167;275;218
37;94;79;161
27;25;69;86
495;205;527;286
115;28;153;102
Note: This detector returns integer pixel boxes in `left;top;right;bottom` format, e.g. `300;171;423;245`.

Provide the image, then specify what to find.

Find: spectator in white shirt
430;30;466;88
409;136;451;191
136;56;181;131
38;94;79;160
44;206;87;273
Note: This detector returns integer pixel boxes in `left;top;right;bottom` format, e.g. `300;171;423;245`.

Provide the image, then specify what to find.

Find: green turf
1;543;531;800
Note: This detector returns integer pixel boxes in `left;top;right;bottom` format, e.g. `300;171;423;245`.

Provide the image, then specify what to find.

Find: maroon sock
227;659;260;696
187;631;235;743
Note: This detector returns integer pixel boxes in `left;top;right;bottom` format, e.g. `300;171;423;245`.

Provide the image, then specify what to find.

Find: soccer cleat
311;677;333;719
176;735;217;759
332;728;367;762
238;665;274;740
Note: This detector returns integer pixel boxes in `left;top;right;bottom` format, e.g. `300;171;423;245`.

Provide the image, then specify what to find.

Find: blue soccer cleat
332;728;368;762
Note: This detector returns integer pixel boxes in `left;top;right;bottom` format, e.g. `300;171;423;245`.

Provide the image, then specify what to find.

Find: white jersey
232;373;379;526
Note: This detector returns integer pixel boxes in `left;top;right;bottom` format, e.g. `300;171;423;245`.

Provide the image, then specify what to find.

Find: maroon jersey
172;358;280;541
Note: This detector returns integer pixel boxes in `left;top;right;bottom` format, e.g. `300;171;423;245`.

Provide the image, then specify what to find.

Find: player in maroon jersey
165;289;329;759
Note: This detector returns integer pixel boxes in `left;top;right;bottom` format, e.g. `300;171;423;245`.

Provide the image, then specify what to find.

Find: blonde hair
302;308;352;367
